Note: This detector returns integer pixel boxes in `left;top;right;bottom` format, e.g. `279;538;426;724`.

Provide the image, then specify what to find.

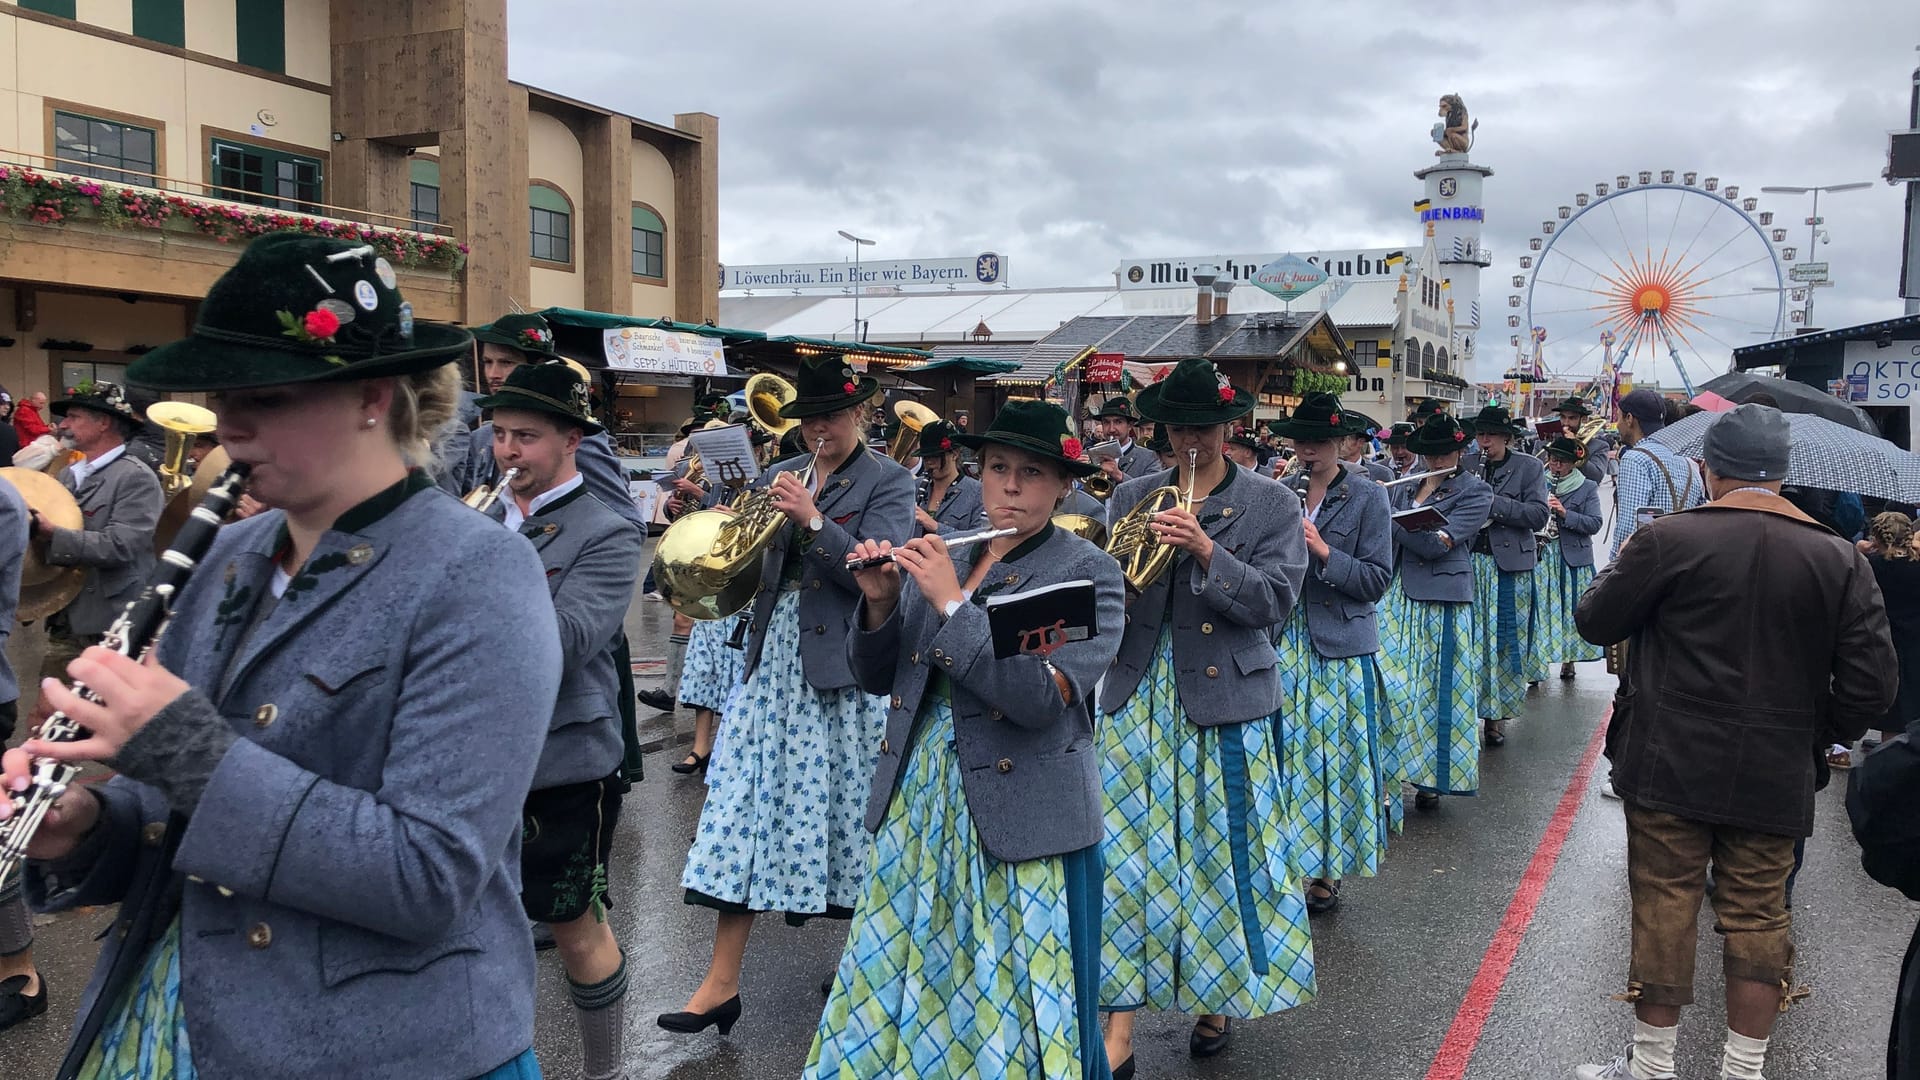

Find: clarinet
0;463;251;880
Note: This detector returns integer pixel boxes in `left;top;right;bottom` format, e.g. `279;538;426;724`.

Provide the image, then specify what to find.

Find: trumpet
463;467;520;513
1106;448;1199;592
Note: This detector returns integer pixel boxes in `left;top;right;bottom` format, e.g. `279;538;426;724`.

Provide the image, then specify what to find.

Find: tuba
889;400;940;465
1105;448;1199;593
744;372;800;443
148;401;220;554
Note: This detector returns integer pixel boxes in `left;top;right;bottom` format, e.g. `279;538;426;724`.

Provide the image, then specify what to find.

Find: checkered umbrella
1647;410;1920;502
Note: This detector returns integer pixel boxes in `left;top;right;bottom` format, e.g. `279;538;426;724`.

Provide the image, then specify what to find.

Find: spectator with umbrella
1859;512;1920;757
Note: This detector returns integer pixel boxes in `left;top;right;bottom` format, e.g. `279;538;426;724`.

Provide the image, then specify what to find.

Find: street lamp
838;230;876;342
1759;182;1872;330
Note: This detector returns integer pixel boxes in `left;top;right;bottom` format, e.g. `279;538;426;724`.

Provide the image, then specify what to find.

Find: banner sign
1252;255;1329;302
1121;360;1182;386
1843;339;1920;405
1086;352;1125;383
603;327;730;376
1114;248;1400;291
720;253;1006;292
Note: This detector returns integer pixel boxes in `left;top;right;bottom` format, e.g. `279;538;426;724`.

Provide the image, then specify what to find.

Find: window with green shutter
19;0;78;18
409;159;441;230
530;183;572;266
53;111;159;187
132;0;186;47
211;137;322;212
235;0;286;74
631;205;666;280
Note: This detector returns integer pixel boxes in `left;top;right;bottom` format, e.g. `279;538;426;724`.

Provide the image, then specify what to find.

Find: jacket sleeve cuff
170;738;320;901
927;598;992;682
108;690;239;816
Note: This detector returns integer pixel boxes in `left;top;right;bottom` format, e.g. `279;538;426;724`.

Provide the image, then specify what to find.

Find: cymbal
0;466;82;588
154;446;233;554
17;568;84;622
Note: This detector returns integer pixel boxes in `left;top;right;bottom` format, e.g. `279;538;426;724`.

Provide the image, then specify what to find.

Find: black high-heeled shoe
1189;1015;1231;1057
670;751;711;775
656;994;742;1035
1111;1054;1135;1080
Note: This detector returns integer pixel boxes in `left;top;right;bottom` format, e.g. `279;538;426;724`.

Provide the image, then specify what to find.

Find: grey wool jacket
450;422;646;529
47;450;164;635
1284;470;1394;658
488;483;644;789
0;476;25;703
1099;463;1307;725
849;524;1126;862
1391;470;1493;603
27;476;562;1080
926;475;985;532
1475;450;1551;572
1550;474;1605;568
741;445;916;689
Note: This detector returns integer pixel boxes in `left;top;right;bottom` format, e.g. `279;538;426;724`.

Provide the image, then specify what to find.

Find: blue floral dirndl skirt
1099;621;1316;1018
681;590;888;917
807;682;1109;1080
679;614;747;713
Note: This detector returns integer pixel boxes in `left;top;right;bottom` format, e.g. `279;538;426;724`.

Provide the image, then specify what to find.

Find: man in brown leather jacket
1573;404;1897;1080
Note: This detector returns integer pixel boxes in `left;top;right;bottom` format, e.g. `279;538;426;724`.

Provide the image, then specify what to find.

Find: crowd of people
0;231;1911;1080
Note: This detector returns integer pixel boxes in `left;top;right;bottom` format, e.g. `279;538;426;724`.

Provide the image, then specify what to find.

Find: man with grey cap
1609;388;1704;558
1572;404;1897;1080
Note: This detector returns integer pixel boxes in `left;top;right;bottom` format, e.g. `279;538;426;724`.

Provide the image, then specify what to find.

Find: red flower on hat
1329;413;1341;426
1453;430;1467;443
939;437;952;451
1061;437;1083;459
1219;386;1235;403
303;308;340;341
843;381;858;394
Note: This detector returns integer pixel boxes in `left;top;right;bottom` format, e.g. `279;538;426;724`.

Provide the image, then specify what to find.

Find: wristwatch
806;513;824;533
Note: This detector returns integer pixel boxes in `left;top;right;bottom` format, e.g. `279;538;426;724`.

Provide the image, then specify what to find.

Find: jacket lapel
813;450;865;524
219;531;391;704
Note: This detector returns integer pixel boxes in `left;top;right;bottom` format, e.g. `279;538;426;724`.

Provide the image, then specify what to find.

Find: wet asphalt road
3;537;1914;1079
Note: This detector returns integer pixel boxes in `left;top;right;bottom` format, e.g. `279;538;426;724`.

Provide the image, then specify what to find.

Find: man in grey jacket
480;362;643;1080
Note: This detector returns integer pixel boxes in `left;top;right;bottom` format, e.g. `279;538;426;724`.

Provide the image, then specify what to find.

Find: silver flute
1381;466;1461;488
845;526;1017;570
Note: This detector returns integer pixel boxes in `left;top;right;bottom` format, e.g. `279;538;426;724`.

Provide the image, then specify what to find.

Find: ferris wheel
1507;170;1794;397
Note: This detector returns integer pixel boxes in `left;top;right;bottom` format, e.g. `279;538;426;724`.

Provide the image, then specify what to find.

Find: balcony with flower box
0;150;468;322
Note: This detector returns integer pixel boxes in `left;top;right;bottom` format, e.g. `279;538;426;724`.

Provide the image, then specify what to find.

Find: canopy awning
899;355;1022;375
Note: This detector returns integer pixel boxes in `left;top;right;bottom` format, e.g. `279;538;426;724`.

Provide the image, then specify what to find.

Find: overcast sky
511;0;1920;380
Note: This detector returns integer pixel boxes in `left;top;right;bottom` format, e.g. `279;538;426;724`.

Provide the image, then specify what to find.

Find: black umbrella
1697;372;1878;434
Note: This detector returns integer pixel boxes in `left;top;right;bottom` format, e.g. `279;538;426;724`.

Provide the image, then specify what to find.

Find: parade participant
480;362;644;1080
1089;396;1159;482
808;400;1126;1080
1610;388;1703;558
1552;396;1611;481
0;475;34;1032
1223;427;1261;470
661;355;914;1037
1574;405;1896;1080
1272;394;1395;916
0;234;562;1079
1378;413;1493;811
1098;358;1313;1071
1537;438;1605;680
1149;425;1179;471
1466;404;1549;747
1383;422;1419;477
36;380;164;692
1340;411;1395;483
913;420;983;533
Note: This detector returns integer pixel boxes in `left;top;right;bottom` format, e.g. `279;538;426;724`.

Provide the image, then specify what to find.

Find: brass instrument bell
888;400;941;465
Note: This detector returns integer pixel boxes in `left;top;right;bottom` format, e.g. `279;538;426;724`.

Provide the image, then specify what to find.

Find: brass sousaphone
0;466;85;622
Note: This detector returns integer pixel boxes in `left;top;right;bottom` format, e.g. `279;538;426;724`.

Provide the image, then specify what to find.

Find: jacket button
254;703;278;728
942;657;953;667
910;652;920;664
1206;665;1220;678
996;758;1014;773
815;546;827;556
217;885;235;897
815;625;827;635
1222;507;1234;517
890;695;902;708
810;580;822;590
1200;622;1214;634
988;709;1003;720
880;738;891;754
932;648;944;658
141;822;166;847
247;922;273;949
1124;613;1132;624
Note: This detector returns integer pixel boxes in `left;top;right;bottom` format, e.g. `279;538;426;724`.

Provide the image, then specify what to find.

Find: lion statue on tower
1431;94;1475;156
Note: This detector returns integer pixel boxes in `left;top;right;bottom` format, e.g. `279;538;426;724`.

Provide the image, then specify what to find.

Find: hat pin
325;245;377;264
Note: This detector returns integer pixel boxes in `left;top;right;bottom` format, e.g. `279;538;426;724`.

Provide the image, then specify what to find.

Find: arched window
1404;338;1419;375
1421;342;1435;371
529;180;573;269
1436;346;1449;372
632;202;666;282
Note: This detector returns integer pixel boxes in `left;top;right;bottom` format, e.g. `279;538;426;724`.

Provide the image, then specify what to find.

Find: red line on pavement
1423;706;1613;1080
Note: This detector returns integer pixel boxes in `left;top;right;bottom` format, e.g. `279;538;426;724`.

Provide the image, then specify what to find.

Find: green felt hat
918;419;962;459
1132;358;1253;426
1552;396;1593;417
955;400;1099;478
1470;403;1516;435
474;360;603;435
471;313;559;359
50;378;141;431
1266;392;1346;441
1147;425;1172;453
1410;398;1447;420
1089;395;1138;421
1382;421;1418;446
778;355;880;419
128;235;470;391
1545;436;1589;463
1226;427;1260;452
1406;413;1473;456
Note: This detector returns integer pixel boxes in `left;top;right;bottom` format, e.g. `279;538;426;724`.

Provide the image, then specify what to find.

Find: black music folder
1392;505;1450;533
986;579;1099;659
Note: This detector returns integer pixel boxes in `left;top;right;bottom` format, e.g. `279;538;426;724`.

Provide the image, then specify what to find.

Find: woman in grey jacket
1534;437;1606;680
1;235;562;1080
1378;413;1494;812
1272;394;1397;914
807;401;1125;1080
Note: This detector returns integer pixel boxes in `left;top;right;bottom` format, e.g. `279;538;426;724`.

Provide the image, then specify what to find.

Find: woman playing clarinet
808;400;1125;1080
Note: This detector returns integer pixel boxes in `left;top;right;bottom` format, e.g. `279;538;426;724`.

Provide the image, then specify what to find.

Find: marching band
0;233;1627;1080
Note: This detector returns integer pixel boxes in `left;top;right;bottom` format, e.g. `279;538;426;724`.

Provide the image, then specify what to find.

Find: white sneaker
1575;1047;1674;1079
643;590;665;601
1600;779;1621;800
